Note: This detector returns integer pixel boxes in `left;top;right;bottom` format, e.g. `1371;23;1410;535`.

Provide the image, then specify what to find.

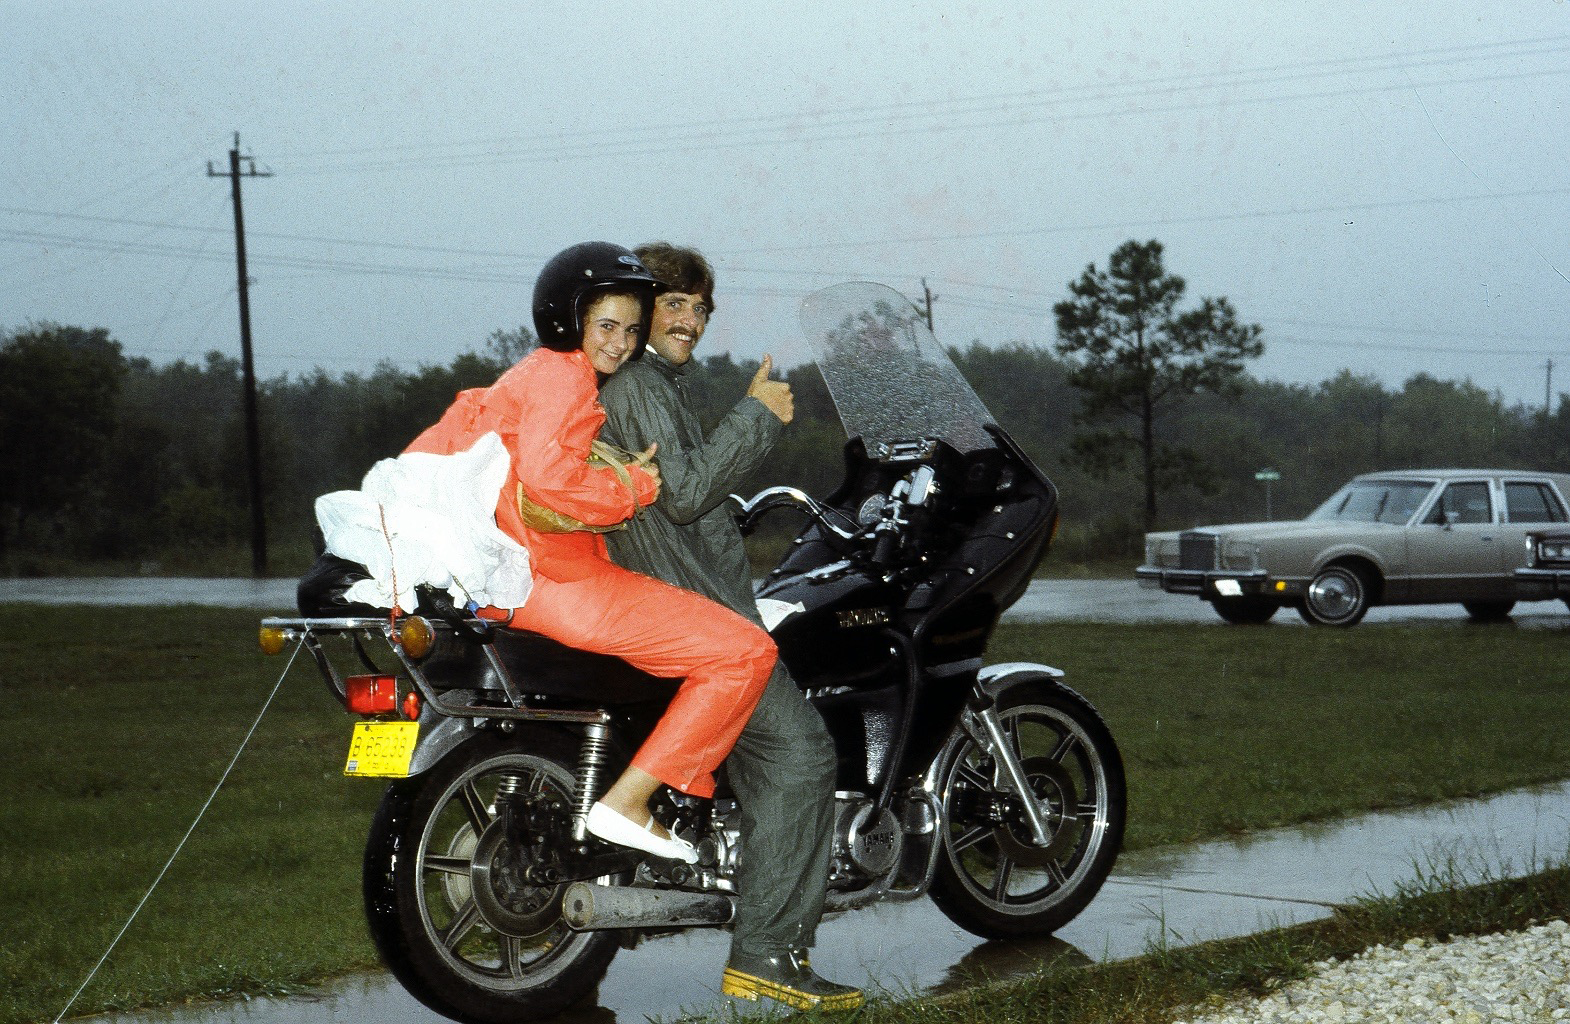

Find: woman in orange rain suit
404;242;774;864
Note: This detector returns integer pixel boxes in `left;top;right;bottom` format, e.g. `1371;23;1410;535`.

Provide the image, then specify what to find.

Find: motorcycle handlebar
736;460;940;572
732;487;860;543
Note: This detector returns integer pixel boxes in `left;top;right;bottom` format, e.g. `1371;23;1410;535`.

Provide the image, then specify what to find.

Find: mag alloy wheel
362;733;621;1024
928;679;1126;938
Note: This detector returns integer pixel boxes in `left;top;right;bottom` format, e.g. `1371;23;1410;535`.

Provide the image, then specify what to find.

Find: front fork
964;700;1055;847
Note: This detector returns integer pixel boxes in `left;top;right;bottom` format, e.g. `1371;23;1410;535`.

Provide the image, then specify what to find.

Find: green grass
0;607;385;1023
988;621;1570;850
1033;554;1141;580
2;608;1568;1023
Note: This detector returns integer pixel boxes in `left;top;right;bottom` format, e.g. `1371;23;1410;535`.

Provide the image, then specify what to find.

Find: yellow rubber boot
721;949;863;1011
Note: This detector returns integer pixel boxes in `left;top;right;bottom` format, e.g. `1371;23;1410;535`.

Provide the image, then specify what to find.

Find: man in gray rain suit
598;242;859;1011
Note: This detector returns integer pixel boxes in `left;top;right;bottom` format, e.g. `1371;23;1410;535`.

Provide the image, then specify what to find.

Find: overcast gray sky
4;2;1568;408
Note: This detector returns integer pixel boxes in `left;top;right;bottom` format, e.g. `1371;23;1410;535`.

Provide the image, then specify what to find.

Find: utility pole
1546;359;1554;415
920;278;936;332
207;132;273;577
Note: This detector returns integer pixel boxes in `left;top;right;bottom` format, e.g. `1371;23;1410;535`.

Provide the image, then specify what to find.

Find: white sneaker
585;802;699;864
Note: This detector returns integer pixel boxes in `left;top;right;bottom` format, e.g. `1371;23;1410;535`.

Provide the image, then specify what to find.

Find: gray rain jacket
598;349;837;959
597;351;781;622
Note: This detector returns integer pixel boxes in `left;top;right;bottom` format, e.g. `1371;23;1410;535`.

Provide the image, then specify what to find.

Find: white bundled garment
313;432;532;612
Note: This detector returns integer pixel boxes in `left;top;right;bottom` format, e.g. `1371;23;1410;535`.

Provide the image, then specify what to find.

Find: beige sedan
1137;469;1570;626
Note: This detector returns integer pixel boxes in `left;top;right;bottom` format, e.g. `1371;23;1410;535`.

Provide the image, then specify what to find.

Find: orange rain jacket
406;347;659;582
404;347;774;797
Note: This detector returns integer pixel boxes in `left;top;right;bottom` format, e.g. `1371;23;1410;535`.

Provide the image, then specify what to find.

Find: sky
4;2;1569;410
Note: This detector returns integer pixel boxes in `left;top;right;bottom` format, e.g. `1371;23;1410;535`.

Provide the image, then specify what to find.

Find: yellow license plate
344;721;420;778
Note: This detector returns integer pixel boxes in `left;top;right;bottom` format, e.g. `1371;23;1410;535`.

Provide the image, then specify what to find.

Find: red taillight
345;674;398;715
401;689;422;721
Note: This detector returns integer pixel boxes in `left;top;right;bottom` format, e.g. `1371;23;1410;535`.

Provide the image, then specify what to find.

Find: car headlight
1538;540;1570;563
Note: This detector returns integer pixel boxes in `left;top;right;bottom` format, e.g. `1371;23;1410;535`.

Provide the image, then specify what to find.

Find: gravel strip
1173;919;1570;1024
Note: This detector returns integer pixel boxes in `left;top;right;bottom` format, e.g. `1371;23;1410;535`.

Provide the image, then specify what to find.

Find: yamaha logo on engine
835;607;891;629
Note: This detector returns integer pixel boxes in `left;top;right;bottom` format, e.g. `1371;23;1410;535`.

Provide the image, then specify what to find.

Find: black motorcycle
260;282;1126;1023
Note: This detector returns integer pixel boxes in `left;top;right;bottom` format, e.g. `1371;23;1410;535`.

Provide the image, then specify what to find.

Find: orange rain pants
406;347;774;797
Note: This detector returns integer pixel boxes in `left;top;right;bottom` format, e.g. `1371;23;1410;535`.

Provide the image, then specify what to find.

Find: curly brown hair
633;241;716;314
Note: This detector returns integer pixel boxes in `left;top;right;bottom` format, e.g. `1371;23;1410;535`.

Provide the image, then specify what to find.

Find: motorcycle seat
486;627;679;705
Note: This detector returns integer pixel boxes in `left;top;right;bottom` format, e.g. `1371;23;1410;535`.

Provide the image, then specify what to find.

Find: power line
926;283;1570;345
11;176;1570;275
279;64;1570;177
1262;316;1570;346
271;35;1570;165
270;37;1570;175
0;205;557;262
1405;72;1569;286
11;217;1567;362
919;291;1568;359
722;184;1570;255
0;227;539;284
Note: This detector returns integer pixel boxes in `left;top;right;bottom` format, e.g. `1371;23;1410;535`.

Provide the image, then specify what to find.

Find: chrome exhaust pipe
562;882;737;930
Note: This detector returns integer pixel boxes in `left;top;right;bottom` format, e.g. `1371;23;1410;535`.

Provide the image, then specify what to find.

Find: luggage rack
261;615;610;726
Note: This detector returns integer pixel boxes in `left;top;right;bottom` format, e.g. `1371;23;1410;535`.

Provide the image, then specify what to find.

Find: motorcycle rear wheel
928;677;1126;938
362;730;620;1024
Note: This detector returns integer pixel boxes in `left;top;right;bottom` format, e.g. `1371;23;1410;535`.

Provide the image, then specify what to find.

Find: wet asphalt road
6;576;1570;628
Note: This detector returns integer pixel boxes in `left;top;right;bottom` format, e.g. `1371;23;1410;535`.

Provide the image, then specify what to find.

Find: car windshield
1306;480;1435;525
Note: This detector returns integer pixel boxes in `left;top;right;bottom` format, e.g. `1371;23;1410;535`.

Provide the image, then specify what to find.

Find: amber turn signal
258;626;289;655
397;615;436;659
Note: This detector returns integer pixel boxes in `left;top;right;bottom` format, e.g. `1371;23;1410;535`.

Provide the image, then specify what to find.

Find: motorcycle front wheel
362;730;620;1024
928;676;1126;938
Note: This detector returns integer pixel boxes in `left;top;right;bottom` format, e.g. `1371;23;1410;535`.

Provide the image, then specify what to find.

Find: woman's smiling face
579;292;645;375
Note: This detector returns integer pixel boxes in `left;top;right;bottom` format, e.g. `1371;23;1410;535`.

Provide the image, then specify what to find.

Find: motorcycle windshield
800;282;998;454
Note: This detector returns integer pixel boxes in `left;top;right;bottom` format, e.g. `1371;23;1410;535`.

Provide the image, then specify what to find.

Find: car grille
1179;532;1218;570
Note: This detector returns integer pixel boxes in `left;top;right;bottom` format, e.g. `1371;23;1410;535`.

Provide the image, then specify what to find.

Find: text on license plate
344;721;420;778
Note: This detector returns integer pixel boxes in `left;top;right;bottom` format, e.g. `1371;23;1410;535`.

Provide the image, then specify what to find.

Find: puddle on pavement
97;780;1570;1024
12;577;1570;628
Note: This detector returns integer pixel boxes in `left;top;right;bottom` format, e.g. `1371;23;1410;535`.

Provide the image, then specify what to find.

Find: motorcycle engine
831;794;903;883
704;794;905;891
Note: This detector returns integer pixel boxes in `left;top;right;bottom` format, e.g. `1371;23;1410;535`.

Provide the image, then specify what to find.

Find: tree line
5;240;1567;576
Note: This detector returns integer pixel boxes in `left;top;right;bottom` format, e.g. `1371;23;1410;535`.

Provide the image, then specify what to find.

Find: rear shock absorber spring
491;771;531;835
571;722;611;841
495;772;529;800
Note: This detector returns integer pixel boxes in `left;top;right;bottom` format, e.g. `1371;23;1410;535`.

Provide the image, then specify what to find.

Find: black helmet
532;242;662;352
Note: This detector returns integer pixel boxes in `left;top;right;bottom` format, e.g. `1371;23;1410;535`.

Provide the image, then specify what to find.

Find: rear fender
407;714;482;777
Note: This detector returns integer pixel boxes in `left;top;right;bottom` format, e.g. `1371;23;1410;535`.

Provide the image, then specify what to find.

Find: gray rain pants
724;660;837;958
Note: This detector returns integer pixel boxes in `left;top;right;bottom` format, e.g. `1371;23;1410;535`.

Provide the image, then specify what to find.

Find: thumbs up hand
747;354;794;424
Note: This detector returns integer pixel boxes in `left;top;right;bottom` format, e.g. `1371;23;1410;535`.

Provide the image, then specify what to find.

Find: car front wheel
1209;596;1279;625
1461;600;1514;622
1300;565;1372;627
